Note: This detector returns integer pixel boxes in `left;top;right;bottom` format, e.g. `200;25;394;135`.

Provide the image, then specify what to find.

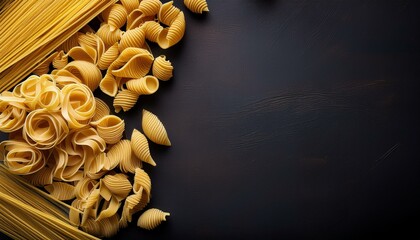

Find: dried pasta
158;1;181;26
119;27;146;52
137;208;170;230
0;140;45;175
152;55;173;81
142;109;172;146
103;4;127;31
63;61;102;91
143;20;164;43
114;89;140;113
184;0;209;14
126;75;160;95
139;0;163;17
120;0;140;14
96;23;123;48
131;129;156;166
91;115;125;144
157;11;186;49
92;97;111;122
52;50;68;70
61;83;96;129
97;43;119;70
45;182;76;201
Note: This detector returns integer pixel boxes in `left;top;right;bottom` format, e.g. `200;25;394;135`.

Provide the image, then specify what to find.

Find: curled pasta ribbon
152;55;173;81
92;97;110;122
74;177;99;200
102;4;127;31
78;32;106;55
127;9;155;30
96;23;123;48
0;140;46;175
52;50;68;69
97;43;119;70
23;109;69;150
61;83;96;129
113;89;139;113
110;139;142;173
139;0;163;17
63;60;102;91
119;27;146;52
81;188;101;226
157;11;186;49
90;115;125;144
44;182;76;201
0;93;27;133
137;208;170;230
143;21;164;43
33;52;59;76
101;173;132;202
52;145;84;182
133;168;152;202
126;75;159;95
85;152;108;180
67;45;97;64
131;129;156;166
120;0;139;14
19;75;55;109
72;127;106;156
36;84;61;111
184;0;209;14
142;109;171;146
158;1;181;26
51;70;82;88
96;197;120;221
57;32;82;53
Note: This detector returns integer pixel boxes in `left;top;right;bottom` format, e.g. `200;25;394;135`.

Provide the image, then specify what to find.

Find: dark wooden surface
2;0;420;239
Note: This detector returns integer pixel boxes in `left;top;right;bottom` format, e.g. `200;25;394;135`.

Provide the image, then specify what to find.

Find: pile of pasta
0;0;209;238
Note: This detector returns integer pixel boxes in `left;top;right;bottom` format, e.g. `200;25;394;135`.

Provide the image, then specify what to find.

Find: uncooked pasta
152;55;173;81
142;109;172;146
131;129;156;166
184;0;210;14
137;208;170;230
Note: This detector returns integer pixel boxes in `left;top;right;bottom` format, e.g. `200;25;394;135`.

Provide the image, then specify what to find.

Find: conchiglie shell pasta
121;188;147;226
120;0;139;14
131;129;156;166
96;197;120;221
105;4;128;32
137;208;170;230
44;182;76;201
67;45;97;64
126;76;159;95
107;140;141;173
113;89;140;113
23;164;55;187
133;168;152;199
142;109;171;146
139;0;162;17
97;43;119;70
157;11;185;49
184;0;209;14
96;23;123;48
152;55;173;81
158;1;181;26
118;27;146;52
74;177;99;200
92;97;110;122
127;10;156;30
143;21;164;43
111;49;154;79
0;140;46;175
91;115;125;144
101;173;132;201
63;61;102;91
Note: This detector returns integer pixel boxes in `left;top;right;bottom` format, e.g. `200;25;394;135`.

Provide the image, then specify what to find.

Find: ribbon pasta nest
0;0;209;238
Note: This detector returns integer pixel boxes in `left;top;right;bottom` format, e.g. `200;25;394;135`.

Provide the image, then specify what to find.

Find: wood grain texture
2;0;420;239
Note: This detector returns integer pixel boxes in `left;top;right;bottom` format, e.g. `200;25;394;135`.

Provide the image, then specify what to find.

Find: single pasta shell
97;43;119;70
184;0;209;14
131;129;156;166
139;0;162;17
96;23;123;48
119;27;146;53
107;4;128;31
152;55;173;81
113;89;140;113
44;182;75;201
126;75;159;95
137;208;170;230
158;1;181;26
142;109;171;146
120;0;139;14
143;21;163;43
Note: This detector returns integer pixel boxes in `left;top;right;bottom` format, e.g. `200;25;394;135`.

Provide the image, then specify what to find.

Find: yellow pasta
139;0;163;17
131;129;156;166
85;152;108;180
33;52;58;76
96;197;120;221
133;168;152;201
90;115;125;144
52;145;84;182
23;109;69;150
120;188;147;226
112;49;154;79
23;163;55;187
74;177;99;200
142;109;172;146
126;75;160;95
137;208;170;230
67;45;97;63
120;0;140;14
57;32;82;53
143;20;164;43
45;182;76;201
0;92;27;132
92;97;111;122
113;89;140;113
97;43;119;70
61;83;96;129
103;4;127;31
158;1;181;26
0;139;45;175
63;61;102;91
96;23;123;48
52;50;68;70
184;0;209;14
157;11;186;49
119;27;146;52
101;173;132;202
106;139;141;173
152;55;173;81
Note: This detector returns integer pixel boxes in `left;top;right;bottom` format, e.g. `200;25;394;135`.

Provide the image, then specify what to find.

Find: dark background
3;0;420;239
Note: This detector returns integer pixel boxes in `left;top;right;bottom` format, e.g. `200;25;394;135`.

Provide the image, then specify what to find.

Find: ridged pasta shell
85;152;108;180
120;189;148;226
158;1;181;26
97;43;119;70
143;21;163;42
99;215;120;238
96;23;123;48
57;32;82;53
111;49;154;79
63;61;102;91
142;109;171;146
99;74;118;97
137;208;170;230
0;140;46;175
74;177;99;200
126;75;159;96
67;45;97;63
105;4;128;31
23;164;54;187
113;89;140;113
131;129;156;166
96;197;120;221
52;50;68;69
184;0;209;14
92;97;110;122
157;11;185;49
139;0;162;16
133;168;152;199
118;27;146;52
23;110;69;150
91;115;125;145
152;55;173;81
78;33;99;49
106;139;141;173
120;0;139;14
44;182;76;201
101;173;132;202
